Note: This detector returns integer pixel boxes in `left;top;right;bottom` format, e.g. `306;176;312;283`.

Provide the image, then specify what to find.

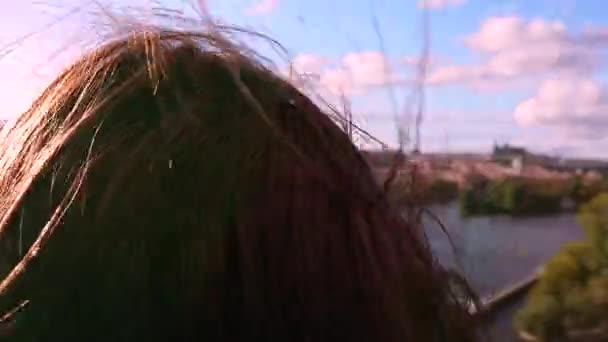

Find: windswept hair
0;23;477;341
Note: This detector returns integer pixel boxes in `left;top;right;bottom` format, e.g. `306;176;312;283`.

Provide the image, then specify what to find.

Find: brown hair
0;24;477;341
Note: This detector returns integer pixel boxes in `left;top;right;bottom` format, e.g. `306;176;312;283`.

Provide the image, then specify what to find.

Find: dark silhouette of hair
0;24;477;341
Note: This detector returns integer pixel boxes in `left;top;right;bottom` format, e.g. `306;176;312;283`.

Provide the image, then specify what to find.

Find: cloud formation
321;51;413;95
514;78;608;139
465;16;567;52
417;0;466;10
428;16;608;89
289;51;416;96
418;14;608;153
245;0;279;15
284;14;608;153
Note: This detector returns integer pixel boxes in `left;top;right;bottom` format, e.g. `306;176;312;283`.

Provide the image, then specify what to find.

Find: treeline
459;175;608;216
387;171;608;217
459;178;565;216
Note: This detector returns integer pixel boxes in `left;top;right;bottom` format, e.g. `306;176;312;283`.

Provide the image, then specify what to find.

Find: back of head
0;24;477;341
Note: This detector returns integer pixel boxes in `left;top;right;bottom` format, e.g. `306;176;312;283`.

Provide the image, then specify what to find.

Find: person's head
0;24;476;341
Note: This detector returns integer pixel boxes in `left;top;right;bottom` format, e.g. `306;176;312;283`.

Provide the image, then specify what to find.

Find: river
424;202;584;297
423;202;584;340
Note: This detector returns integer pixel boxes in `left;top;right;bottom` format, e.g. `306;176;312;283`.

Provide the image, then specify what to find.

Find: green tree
515;292;564;340
516;193;608;338
458;188;476;216
503;179;525;214
588;275;608;309
577;194;608;256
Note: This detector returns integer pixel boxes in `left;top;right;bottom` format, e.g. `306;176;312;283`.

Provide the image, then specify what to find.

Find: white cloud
428;16;608;89
321;51;410;95
421;14;608;154
514;78;608;140
417;0;466;10
464;16;567;53
245;0;279;15
288;51;416;96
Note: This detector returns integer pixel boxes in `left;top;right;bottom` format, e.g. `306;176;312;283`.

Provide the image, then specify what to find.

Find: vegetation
568;175;608;208
515;193;608;340
426;179;459;204
459;177;563;216
388;176;459;207
385;167;608;218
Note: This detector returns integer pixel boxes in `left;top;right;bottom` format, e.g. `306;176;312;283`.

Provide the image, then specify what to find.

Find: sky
2;0;608;158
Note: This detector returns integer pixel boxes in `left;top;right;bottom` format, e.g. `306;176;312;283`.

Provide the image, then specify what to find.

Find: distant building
492;144;526;159
511;155;524;174
492;144;527;173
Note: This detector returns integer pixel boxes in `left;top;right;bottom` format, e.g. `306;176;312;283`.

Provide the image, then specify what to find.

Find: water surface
424;202;584;297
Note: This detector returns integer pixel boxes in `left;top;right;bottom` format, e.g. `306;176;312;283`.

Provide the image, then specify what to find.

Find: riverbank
387;168;607;217
425;202;583;298
425;203;584;340
473;268;541;317
481;293;528;342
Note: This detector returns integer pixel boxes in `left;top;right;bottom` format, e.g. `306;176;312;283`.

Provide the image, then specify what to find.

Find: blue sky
2;0;608;158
